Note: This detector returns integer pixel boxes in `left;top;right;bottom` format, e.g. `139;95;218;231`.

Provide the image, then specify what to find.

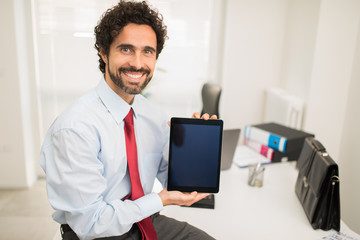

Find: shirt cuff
134;192;163;217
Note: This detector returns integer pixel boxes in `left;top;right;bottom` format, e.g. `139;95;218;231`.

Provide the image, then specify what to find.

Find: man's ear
99;48;108;64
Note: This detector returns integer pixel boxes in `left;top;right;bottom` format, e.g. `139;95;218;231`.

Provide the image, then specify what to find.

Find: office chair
201;82;222;118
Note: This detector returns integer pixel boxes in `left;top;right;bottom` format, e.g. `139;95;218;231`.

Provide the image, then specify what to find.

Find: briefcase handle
311;139;326;152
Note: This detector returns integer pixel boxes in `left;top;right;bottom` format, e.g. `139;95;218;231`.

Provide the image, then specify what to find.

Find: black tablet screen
168;118;223;193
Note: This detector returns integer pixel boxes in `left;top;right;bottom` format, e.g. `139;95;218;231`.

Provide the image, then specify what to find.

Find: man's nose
129;53;143;70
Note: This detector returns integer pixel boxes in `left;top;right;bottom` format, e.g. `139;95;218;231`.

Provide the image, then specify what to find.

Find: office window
32;0;224;139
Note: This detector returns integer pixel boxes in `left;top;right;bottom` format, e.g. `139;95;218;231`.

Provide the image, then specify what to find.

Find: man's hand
158;188;210;206
192;112;218;120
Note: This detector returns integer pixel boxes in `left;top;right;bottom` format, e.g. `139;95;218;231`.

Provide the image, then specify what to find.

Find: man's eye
144;49;155;55
121;48;131;53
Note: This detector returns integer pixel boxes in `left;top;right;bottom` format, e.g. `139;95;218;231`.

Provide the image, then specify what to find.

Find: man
40;1;216;239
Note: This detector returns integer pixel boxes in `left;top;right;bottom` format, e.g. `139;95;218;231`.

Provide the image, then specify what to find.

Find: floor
0;179;61;240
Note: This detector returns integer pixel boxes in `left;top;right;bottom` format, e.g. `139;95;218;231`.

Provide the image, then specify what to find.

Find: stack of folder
243;122;314;163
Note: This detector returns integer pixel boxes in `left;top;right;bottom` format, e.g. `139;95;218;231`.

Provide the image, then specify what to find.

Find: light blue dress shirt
40;78;170;239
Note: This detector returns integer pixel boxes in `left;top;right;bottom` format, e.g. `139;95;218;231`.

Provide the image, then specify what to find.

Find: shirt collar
95;77;140;124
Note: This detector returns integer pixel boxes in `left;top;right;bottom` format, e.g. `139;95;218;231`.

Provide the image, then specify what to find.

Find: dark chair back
201;82;222;118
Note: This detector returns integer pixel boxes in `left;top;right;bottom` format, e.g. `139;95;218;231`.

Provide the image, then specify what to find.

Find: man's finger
192;112;201;119
201;113;210;120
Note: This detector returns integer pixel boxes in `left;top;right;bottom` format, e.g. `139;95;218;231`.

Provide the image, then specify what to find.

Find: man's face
102;23;157;103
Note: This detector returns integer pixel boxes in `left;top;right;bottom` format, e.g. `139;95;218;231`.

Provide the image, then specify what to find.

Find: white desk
160;162;356;240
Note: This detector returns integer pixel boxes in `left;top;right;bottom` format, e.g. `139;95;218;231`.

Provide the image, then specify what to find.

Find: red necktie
124;108;157;240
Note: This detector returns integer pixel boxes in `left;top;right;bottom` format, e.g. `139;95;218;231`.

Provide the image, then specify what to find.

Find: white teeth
125;72;142;79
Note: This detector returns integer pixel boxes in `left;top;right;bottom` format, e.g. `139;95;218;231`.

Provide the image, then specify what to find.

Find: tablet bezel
167;117;223;193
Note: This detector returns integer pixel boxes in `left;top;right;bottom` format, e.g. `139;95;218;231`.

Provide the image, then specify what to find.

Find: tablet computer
167;117;223;193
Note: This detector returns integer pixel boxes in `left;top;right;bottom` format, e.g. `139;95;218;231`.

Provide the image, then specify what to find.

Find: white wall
220;0;289;130
280;0;321;100
304;0;360;160
0;0;40;188
338;25;360;234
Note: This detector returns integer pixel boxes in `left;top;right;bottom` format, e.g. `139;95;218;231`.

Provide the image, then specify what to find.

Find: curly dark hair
94;0;168;74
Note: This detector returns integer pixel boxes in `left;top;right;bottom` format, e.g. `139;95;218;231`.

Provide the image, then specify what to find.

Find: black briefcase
295;137;340;231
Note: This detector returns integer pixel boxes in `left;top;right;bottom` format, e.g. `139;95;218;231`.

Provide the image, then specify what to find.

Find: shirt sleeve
156;117;170;188
41;128;163;240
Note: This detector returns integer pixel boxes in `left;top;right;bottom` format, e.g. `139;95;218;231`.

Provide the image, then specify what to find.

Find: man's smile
123;71;145;83
124;72;143;79
119;67;151;84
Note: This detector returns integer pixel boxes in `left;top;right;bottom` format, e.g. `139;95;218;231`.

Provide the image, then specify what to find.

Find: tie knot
124;108;134;126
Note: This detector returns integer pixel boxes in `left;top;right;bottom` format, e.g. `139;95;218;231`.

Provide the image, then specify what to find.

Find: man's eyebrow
116;43;156;52
116;43;135;49
144;46;156;52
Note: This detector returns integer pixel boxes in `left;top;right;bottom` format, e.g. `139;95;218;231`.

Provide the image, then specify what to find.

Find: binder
244;125;287;152
243;122;314;153
243;137;300;163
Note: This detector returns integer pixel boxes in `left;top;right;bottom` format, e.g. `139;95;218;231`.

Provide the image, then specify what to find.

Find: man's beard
108;65;152;95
